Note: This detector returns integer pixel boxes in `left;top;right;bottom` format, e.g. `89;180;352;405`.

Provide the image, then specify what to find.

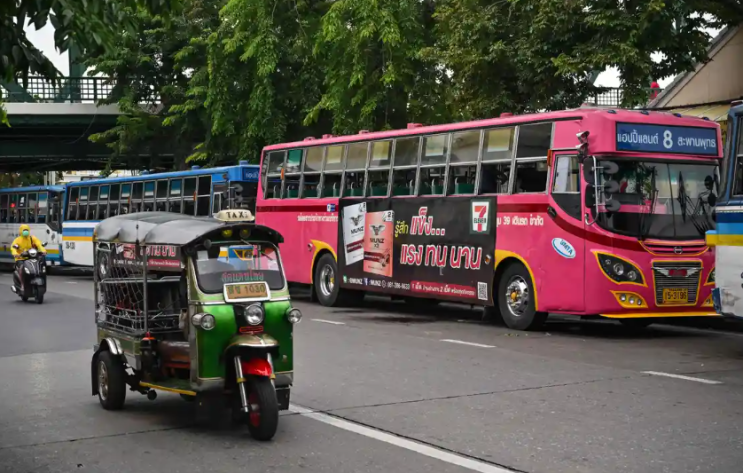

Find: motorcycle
11;246;47;304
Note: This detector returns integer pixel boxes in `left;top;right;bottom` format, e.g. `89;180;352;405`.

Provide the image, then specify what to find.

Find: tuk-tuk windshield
194;243;285;293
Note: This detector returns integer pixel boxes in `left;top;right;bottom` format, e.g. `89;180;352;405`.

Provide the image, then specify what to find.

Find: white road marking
290;404;515;473
66;281;77;284
440;339;495;348
642;371;722;385
312;319;346;325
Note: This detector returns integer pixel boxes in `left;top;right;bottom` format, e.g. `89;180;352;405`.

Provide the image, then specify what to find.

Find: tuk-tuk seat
158;340;190;368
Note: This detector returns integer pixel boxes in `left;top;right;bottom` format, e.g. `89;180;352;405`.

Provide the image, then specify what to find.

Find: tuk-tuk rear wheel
244;377;279;441
97;351;126;410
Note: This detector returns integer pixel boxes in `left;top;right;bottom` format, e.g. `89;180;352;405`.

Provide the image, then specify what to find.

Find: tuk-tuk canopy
94;212;284;246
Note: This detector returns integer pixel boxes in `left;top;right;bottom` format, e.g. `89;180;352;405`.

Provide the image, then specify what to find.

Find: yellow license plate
224;282;269;301
662;288;688;304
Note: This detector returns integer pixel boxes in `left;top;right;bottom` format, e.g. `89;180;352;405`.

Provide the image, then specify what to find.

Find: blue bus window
100;185;110;200
69;187;79;201
110;184;120;200
156;180;168;198
145;181;156;198
170;179;182;196
121;184;131;198
80;188;89;201
89;186;99;202
184;178;197;197
133;182;144;200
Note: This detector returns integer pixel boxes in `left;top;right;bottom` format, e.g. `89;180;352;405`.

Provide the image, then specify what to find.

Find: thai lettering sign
615;123;718;156
338;197;496;304
111;243;182;271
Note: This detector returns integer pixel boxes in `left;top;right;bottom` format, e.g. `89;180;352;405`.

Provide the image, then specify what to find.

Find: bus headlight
192;313;216;330
246;304;265;325
286;307;302;324
597;253;644;285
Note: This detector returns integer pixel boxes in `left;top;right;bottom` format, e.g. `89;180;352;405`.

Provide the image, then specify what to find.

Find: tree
430;0;743;116
0;0;178;125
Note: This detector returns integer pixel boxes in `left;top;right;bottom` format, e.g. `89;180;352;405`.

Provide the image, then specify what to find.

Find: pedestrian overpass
1;76;171;172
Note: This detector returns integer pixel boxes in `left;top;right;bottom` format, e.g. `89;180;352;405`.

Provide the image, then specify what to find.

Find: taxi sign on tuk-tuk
215;209;255;222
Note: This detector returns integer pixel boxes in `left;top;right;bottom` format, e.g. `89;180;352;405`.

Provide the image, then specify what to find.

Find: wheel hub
320;265;335;297
504;276;529;317
98;360;109;400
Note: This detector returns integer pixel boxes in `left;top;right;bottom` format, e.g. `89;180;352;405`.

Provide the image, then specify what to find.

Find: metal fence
584;87;662;108
0;76;115;103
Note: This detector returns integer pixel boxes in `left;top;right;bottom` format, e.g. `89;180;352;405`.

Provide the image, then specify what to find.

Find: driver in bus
10;224;46;287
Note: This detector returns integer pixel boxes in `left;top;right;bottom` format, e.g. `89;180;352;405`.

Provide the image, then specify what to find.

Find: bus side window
321;145;344;198
183;178;197;215
27;192;37;224
169;179;183;213
368;140;393;197
301;148;322;198
551;155;581;220
196;176;211;216
419;134;447;196
448;130;479;195
480;127;514;194
0;194;8;223
343;142;369;197
284;149;303;198
733;117;743;196
264;151;286;199
109;184;120;216
391;137;419;196
514;123;552;194
37;192;48;224
514;160;548;193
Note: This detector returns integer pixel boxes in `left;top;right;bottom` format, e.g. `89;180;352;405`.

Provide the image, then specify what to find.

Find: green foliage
79;0;743;165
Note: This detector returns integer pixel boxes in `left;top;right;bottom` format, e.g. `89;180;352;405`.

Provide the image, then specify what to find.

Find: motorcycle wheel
35;292;44;304
21;296;28;302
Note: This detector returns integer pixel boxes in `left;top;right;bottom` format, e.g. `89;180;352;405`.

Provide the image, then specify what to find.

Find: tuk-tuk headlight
246;304;264;325
286;307;302;324
192;313;216;331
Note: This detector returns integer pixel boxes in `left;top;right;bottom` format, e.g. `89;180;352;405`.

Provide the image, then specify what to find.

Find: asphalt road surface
1;272;743;473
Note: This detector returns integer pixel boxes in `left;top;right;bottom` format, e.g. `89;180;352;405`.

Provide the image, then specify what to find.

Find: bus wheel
497;263;546;331
314;253;344;306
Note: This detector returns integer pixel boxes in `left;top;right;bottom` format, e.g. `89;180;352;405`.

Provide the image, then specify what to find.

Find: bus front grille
652;261;702;305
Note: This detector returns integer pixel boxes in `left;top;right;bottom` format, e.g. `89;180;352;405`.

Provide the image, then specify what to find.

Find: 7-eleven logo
471;201;491;234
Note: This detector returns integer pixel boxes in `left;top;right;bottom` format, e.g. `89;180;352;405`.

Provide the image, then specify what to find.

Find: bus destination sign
337;197;496;304
615;122;718;156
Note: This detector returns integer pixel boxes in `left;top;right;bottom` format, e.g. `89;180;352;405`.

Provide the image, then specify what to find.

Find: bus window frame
418;133;450;196
342;141;370;198
300;146;325;199
367;139;394;198
731;117;743;197
321;145;346;198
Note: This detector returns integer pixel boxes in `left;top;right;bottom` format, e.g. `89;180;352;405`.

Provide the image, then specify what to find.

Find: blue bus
62;162;260;266
0;186;65;266
707;101;743;318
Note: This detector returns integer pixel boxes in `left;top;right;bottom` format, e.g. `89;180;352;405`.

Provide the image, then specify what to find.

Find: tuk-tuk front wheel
242;377;279;441
97;351;126;410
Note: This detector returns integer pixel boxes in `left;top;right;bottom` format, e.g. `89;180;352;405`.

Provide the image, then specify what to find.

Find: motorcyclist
11;224;46;288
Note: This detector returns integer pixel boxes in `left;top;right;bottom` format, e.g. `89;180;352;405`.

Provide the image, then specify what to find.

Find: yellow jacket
11;224;45;261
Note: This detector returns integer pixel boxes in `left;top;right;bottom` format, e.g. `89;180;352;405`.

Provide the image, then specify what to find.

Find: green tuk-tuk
90;210;300;440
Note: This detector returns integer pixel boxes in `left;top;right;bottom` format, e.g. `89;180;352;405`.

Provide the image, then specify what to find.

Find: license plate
662;288;688;304
224;282;269;302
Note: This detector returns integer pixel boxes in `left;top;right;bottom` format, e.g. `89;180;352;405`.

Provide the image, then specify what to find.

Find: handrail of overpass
0;76;159;104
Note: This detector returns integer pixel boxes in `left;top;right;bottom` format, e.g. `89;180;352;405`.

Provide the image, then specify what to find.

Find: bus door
545;152;586;312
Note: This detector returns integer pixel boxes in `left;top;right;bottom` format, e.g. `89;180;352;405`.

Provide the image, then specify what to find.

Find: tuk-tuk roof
95;212;284;246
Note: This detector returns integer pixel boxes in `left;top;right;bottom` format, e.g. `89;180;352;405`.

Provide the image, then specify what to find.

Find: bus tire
497;262;546;331
314;253;344;307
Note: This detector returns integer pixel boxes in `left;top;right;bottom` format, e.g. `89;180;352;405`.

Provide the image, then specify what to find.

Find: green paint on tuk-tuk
263;300;293;374
196;304;237;379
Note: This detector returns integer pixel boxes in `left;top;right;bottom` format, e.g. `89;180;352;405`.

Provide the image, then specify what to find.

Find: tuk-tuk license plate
662;288;688;304
224;282;270;302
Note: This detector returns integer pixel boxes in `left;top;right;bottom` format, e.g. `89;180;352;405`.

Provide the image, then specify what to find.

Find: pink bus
255;108;722;330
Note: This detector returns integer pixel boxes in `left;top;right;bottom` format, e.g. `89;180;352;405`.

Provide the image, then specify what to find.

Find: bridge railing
0;76;117;103
584;87;662;108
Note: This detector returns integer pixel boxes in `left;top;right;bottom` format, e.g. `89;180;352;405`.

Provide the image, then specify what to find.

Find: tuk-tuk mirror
203;239;212;250
605;199;621;213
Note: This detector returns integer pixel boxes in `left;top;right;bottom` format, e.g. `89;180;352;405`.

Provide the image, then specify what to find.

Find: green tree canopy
46;0;743;166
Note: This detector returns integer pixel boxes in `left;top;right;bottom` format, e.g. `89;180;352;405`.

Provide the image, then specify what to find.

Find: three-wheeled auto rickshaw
90;210;301;441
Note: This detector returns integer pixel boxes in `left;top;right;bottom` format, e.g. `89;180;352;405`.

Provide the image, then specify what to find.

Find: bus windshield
594;159;719;240
194;243;285;293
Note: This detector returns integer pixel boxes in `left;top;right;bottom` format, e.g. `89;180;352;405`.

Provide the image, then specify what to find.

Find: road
1;272;743;473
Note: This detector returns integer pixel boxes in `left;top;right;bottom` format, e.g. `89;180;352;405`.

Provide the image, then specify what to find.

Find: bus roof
64;163;260;187
263;107;721;153
0;185;65;193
